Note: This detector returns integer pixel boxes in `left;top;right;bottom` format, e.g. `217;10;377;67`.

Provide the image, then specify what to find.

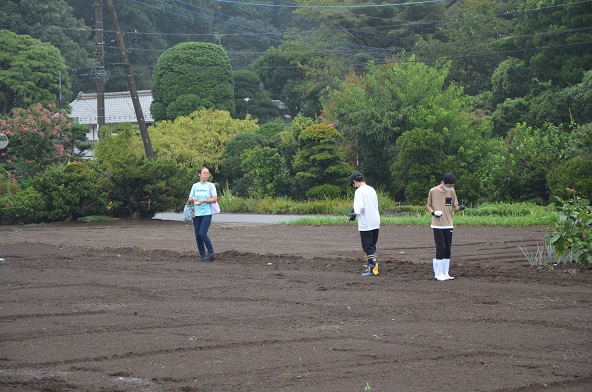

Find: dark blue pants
193;215;214;257
433;228;453;259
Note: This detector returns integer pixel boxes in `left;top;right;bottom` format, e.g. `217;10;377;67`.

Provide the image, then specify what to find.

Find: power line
132;0;399;59
4;0;588;42
103;37;591;72
154;0;399;56
210;0;448;8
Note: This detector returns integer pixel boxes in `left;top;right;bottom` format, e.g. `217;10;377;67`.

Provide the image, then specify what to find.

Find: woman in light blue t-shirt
188;167;218;261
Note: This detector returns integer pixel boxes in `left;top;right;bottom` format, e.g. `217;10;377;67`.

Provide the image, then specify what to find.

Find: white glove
432;210;443;217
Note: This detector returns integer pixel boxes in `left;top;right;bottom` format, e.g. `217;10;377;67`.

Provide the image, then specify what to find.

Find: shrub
306;184;343;200
28;163;111;221
106;158;194;218
220;133;267;185
0;188;46;224
292;124;352;197
547;196;592;264
547;157;592;202
241;146;291;198
258;121;288;141
0;167;19;196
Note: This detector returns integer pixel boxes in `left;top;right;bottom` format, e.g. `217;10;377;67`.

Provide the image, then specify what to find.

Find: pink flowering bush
0;104;86;181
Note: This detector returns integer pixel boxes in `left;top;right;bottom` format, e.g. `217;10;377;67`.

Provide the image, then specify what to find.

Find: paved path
153;212;322;224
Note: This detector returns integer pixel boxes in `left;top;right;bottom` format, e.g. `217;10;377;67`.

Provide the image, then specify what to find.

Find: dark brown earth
1;219;591;392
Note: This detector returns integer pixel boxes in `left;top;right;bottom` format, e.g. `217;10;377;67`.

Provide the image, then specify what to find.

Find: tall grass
520;243;577;266
217;192;557;226
285;213;555;226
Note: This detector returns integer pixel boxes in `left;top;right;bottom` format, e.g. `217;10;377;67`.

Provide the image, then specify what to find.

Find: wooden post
106;0;156;159
95;0;105;139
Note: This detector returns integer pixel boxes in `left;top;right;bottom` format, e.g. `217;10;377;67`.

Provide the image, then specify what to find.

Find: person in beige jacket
426;173;465;281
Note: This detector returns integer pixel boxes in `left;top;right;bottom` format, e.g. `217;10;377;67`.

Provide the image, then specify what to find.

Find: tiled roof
69;90;154;125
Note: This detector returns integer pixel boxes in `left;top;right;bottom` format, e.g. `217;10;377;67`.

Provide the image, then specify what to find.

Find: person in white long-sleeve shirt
349;172;380;276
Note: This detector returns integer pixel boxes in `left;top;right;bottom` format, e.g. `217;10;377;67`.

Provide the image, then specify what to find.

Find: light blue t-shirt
189;181;218;216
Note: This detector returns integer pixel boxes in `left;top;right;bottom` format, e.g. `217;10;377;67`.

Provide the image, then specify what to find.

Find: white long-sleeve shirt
353;184;380;231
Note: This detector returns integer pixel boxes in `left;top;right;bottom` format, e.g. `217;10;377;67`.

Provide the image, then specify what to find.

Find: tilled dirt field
1;219;591;392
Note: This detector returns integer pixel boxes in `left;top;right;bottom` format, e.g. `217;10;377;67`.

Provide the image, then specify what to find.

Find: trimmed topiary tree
292;124;353;199
151;42;234;121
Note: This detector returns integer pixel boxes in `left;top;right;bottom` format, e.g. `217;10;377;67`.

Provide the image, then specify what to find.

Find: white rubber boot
433;259;446;281
443;258;454;280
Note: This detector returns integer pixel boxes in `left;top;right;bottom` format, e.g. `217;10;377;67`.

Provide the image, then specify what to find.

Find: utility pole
106;0;155;160
58;70;62;109
214;32;223;46
95;0;105;139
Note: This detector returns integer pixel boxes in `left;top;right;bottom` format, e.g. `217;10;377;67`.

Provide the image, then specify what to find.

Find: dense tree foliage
253;45;347;118
92;122;196;218
66;0;224;92
0;31;72;114
513;0;592;89
2;0;591;209
97;109;258;174
28;163;110;221
323;58;491;200
218;0;305;70
241;146;291;198
1;0;93;97
233;70;281;122
219;133;268;195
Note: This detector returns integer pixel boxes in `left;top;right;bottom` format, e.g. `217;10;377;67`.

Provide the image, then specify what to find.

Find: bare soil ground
1;219;591;392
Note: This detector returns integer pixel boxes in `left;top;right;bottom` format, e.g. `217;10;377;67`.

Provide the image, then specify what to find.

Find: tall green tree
0;30;71;114
254;44;349;118
323;57;492;200
295;0;445;56
493;68;592;136
241;146;291;198
218;0;301;69
323;57;489;194
220;133;268;196
151;42;235;121
513;0;592;88
1;0;93;97
233;70;280;122
390;128;445;203
414;0;521;95
482;122;571;202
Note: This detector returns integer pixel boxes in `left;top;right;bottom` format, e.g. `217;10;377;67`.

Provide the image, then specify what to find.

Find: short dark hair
350;172;364;186
442;173;456;184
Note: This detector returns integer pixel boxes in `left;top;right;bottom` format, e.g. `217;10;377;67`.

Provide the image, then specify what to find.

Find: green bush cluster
547;196;592;264
547;157;592;202
104;158;194;219
0;163;110;224
0;158;197;224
